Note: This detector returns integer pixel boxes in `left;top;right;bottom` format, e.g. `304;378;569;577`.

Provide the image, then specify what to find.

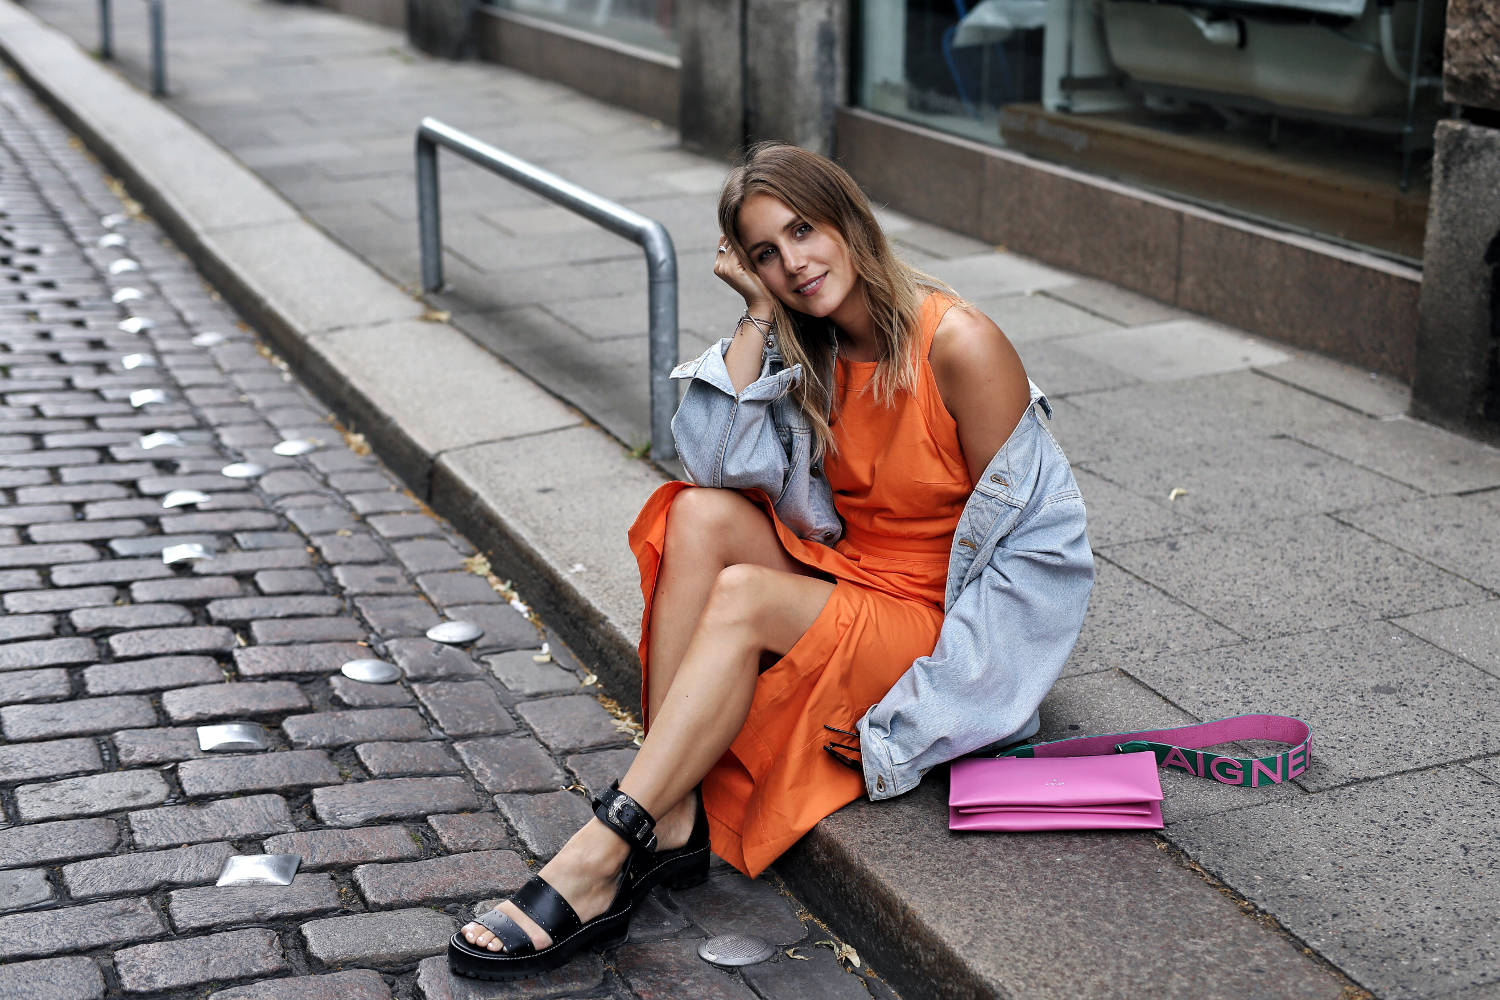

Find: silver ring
717;245;728;254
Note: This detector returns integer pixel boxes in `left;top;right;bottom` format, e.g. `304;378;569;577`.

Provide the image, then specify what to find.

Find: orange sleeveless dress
627;294;971;876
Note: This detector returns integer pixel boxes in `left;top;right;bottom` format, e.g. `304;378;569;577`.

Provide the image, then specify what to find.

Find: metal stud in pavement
221;461;266;479
698;934;776;967
121;353;157;369
341;658;402;683
216;854;301;887
100;213;128;229
162;542;215;565
97;232;127;248
108;258;140;274
426;621;484;644
138;430;183;450
129;388;169;407
118;316;154;333
162;489;212;508
272;438;318;456
191;331;226;346
196;722;271;752
111;287;144;304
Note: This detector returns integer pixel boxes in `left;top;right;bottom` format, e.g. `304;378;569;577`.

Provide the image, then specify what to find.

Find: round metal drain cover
341;659;402;684
697;934;775;968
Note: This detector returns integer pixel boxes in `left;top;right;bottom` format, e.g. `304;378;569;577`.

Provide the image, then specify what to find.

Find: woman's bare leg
646;487;811;721
641;488;819;846
461;559;834;953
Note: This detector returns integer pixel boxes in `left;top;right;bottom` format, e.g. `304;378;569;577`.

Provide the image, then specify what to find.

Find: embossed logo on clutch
1045;777;1065;787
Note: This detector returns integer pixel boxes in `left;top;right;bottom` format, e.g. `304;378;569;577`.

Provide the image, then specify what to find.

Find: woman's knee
664;488;766;557
700;563;779;633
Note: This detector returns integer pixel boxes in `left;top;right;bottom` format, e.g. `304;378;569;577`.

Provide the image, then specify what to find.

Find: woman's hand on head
714;237;775;314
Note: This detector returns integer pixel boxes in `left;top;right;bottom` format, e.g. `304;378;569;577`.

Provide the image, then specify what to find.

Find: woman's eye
794;223;812;237
756;248;775;263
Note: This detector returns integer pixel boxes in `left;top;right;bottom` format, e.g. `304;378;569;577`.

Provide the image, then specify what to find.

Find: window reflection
856;0;1445;261
488;0;678;56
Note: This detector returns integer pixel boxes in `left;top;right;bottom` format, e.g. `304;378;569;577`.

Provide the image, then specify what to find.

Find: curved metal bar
415;117;679;460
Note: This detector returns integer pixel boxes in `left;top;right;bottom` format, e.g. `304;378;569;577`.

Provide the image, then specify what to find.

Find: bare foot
460;819;629;953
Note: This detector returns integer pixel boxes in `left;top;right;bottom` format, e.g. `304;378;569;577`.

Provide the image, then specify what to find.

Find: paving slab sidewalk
3;1;1498;998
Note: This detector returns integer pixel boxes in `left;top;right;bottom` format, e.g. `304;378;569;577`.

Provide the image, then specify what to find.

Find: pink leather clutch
947;715;1313;832
949;752;1164;832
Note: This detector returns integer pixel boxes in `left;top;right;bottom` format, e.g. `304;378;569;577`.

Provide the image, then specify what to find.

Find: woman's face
736;192;858;318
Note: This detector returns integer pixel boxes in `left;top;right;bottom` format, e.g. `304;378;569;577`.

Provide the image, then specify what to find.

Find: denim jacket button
875;776;886;792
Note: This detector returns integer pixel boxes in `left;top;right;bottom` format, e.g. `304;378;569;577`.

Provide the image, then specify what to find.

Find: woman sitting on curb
449;142;1093;981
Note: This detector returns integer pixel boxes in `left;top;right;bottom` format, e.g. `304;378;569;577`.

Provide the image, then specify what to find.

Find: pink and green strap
1001;714;1312;788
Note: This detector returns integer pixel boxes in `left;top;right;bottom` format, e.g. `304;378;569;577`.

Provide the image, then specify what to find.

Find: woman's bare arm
714;240;778;393
928;304;1033;486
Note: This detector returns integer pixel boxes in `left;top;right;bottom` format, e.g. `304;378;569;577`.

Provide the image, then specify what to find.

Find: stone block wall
1444;0;1500;109
1413;1;1500;437
679;0;846;158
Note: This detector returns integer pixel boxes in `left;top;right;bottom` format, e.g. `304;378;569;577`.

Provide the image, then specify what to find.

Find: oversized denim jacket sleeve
669;338;842;546
855;386;1095;801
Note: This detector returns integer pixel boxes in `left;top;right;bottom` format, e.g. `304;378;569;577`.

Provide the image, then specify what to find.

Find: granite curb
0;5;1355;998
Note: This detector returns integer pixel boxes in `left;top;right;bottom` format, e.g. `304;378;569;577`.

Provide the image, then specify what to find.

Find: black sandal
628;786;710;899
447;784;658;981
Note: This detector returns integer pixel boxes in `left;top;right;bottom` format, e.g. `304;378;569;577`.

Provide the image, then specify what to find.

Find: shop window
855;0;1445;261
487;0;678;55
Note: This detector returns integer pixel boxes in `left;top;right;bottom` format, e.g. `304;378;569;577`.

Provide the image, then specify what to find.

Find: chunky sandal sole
631;842;710;898
448;905;633;982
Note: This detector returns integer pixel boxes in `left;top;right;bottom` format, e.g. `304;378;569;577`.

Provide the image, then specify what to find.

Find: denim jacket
670;336;1094;801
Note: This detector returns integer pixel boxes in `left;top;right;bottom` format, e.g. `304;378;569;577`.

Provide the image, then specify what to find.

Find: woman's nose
782;246;806;272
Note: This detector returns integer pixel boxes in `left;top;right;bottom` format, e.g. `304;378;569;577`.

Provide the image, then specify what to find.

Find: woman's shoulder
927;296;1008;364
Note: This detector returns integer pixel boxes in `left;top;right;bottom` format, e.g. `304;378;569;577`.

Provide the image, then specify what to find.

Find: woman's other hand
714;236;775;313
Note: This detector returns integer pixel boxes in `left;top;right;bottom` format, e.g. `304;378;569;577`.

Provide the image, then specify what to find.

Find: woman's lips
795;274;825;296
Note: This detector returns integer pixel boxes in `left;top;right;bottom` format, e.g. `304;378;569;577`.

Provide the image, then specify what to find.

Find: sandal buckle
593;783;658;854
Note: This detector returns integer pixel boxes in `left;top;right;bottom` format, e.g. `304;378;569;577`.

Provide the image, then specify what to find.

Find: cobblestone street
0;73;899;1000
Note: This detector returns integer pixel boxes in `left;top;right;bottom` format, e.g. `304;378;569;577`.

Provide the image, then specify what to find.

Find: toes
460;922;493;948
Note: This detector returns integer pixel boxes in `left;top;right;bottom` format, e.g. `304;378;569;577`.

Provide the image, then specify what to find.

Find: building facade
332;0;1498;439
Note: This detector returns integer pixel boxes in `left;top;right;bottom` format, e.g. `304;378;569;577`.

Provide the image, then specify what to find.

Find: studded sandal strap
593;781;658;854
509;875;583;941
474;906;536;954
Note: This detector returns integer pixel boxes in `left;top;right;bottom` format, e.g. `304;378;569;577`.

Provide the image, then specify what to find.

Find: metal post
416;133;443;293
99;0;113;60
642;221;679;463
148;0;166;96
413;118;679;459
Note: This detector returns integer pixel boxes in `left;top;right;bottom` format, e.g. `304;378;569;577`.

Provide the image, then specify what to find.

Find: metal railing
98;0;167;97
415;117;679;460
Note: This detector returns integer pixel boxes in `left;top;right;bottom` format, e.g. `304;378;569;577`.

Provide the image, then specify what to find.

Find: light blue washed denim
669;337;1094;802
670;336;841;545
857;391;1094;800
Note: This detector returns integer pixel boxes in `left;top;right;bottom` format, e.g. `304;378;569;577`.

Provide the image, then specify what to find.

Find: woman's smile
794;274;825;297
736;192;857;321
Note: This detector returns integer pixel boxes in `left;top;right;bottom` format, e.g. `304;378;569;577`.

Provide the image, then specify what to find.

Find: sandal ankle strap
593;781;657;854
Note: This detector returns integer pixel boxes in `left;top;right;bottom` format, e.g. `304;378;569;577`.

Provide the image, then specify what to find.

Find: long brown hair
718;142;951;458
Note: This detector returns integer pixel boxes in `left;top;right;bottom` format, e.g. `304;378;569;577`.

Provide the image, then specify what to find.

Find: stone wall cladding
1445;0;1500;110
